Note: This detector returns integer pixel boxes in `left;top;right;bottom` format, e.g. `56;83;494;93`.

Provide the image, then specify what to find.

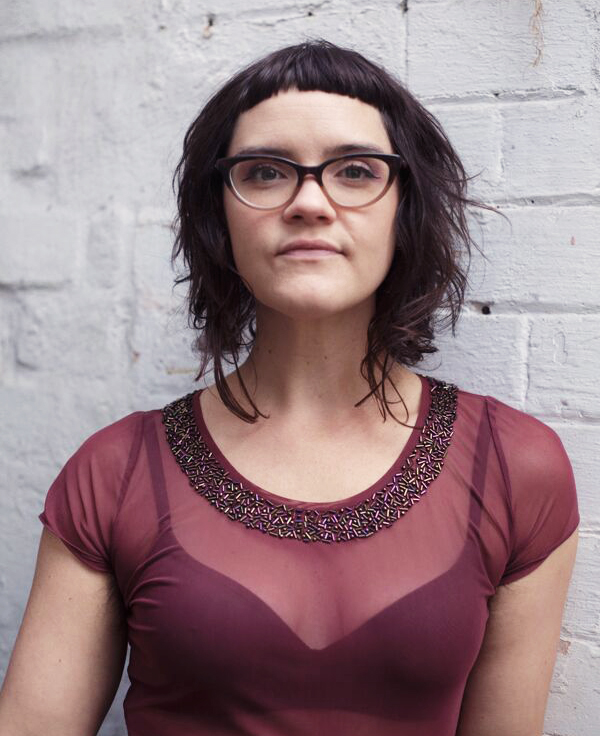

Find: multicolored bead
162;377;457;543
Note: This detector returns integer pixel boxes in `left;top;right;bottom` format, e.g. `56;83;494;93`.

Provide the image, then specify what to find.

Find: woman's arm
456;528;579;736
0;528;127;736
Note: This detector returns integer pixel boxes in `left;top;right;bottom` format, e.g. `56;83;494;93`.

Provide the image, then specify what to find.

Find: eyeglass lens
229;156;392;208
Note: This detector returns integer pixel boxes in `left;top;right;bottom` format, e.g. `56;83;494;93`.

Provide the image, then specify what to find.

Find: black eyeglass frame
215;152;407;210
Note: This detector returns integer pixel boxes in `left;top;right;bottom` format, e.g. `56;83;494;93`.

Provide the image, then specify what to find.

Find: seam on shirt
484;397;516;563
109;411;146;556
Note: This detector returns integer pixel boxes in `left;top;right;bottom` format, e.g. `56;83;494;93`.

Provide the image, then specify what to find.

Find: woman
0;41;579;736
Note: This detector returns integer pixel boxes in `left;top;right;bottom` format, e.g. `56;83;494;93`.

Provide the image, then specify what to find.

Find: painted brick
129;304;197;407
0;297;16;382
85;205;135;290
0;377;132;483
561;533;600;644
470;205;600;307
501;96;600;198
550;424;600;529
427;102;502;200
0;209;83;287
409;0;594;97
0;44;58;177
133;217;177;307
0;383;87;522
526;316;600;418
0;38;168;211
422;313;528;405
546;601;600;736
166;0;408;75
0;0;149;39
15;290;129;377
0;404;52;505
0;533;36;660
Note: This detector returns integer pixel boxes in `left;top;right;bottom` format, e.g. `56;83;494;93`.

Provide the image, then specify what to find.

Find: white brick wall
1;1;598;734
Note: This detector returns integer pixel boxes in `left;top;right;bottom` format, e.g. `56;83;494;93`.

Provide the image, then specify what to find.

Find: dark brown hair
172;40;502;423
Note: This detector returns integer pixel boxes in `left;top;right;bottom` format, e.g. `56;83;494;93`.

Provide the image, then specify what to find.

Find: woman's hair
172;40;502;423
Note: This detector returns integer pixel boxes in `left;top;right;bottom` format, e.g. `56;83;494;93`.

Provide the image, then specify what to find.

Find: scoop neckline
190;373;432;511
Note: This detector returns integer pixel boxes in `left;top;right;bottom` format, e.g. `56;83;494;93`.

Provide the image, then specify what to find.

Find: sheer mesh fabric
39;377;579;736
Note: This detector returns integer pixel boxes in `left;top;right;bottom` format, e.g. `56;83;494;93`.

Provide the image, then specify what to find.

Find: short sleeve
486;398;579;586
39;412;144;573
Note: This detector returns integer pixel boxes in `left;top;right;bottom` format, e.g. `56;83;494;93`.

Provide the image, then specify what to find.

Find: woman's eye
245;165;287;182
338;164;375;180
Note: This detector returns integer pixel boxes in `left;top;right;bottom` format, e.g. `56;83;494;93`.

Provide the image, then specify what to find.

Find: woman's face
223;89;399;321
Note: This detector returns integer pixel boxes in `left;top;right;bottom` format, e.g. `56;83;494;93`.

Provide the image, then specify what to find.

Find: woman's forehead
227;89;392;158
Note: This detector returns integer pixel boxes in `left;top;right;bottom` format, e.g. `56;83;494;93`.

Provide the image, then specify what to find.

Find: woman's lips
280;248;340;258
278;240;341;256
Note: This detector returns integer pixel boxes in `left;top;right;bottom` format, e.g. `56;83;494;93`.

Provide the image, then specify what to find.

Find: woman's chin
257;294;372;323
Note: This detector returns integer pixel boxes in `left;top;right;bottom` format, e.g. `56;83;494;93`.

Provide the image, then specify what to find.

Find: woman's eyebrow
325;143;388;155
233;143;388;158
234;146;294;157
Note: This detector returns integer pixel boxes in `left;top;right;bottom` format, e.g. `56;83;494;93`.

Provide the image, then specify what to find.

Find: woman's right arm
0;527;127;736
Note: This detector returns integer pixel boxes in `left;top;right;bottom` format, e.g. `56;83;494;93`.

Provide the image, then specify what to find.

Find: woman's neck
221;303;419;427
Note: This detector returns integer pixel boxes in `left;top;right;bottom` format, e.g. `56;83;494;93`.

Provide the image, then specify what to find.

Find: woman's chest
203;417;415;504
119;415;496;724
198;386;420;504
124;534;489;711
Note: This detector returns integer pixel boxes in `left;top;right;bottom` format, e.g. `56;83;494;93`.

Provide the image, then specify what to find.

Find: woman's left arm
456;528;579;736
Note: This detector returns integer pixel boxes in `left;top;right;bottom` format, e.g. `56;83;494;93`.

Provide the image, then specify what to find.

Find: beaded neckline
162;376;458;544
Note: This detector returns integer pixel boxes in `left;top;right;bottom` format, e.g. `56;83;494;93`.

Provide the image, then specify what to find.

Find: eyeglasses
215;153;406;210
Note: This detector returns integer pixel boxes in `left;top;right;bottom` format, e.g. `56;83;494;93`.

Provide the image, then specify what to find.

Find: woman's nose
282;176;337;222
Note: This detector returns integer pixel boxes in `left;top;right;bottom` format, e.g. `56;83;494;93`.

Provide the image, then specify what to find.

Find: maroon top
39;376;579;736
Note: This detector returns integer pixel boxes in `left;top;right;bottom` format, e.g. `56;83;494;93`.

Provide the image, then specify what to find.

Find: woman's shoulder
71;409;153;458
40;407;164;573
435;379;573;494
80;408;149;441
451;381;563;447
449;380;575;496
58;406;167;484
447;385;579;586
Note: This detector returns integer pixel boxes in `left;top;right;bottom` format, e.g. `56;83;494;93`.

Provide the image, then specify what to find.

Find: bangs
232;41;392;114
